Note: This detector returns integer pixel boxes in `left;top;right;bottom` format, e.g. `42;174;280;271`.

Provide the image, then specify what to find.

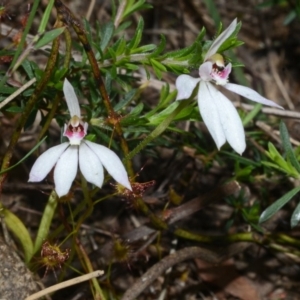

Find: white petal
29;143;69;182
84;140;132;190
175;75;200;100
205;19;237;61
54;145;78;197
224;83;283;109
199;61;213;81
63;78;81;117
79;142;104;188
207;83;246;155
198;81;226;149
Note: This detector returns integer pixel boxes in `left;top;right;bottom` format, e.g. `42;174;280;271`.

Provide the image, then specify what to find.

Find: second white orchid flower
176;18;283;155
29;78;132;197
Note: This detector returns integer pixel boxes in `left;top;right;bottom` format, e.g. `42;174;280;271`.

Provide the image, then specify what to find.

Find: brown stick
121;243;250;300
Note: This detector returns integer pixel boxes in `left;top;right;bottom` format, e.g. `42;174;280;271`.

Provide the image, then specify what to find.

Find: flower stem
58;202;106;300
54;0;134;177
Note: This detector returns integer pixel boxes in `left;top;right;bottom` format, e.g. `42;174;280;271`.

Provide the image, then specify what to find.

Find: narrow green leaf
114;89;137;111
3;208;34;263
21;60;34;79
280;120;300;173
127;18;144;52
291;201;300;228
33;191;58;255
124;100;190;161
0;136;47;175
259;186;300;223
123;0;152;19
107;47;117;62
5;106;24;113
283;10;296;25
0;86;17;95
242;103;262;126
37;0;54;34
100;21;115;51
147;35;166;58
115;38;127;56
35;27;66;49
131;44;156;54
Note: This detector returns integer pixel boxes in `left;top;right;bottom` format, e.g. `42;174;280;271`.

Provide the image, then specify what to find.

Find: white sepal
175;75;200;100
204;18;237;61
54;145;78;197
84;140;132;190
198;81;226;149
79;141;104;188
224;83;283;109
28;142;69;182
208;83;246;155
63;78;81;117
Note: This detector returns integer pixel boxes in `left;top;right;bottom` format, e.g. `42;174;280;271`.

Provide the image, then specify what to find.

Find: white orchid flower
29;78;132;197
176;19;283;155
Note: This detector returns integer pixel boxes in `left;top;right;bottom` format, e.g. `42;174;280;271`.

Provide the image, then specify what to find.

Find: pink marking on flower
63;115;88;145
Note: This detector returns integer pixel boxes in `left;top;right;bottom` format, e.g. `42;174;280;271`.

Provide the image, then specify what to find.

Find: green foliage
259;186;300;224
1;1;298;296
260;122;300;227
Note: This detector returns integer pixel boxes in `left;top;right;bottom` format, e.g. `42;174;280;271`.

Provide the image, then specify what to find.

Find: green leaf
0;136;47;175
115;38;127;56
107;47;117;62
280;120;300;173
123;0;152;19
22;60;35;79
147;35;166;58
114;89;137;111
291;201;300;228
242;103;262;126
150;58;167;79
259;186;300;223
35;27;66;49
0;86;17;95
127;18;144;53
148;101;194;125
131;44;156;54
283;10;296;25
124;63;139;70
37;0;54;34
33;191;58;256
100;21;115;51
5;106;24;113
223;151;261;167
265;142;300;178
3;208;34;263
144;85;177;119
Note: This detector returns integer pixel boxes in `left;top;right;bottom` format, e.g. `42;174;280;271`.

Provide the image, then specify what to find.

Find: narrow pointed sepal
54;145;78;197
28;143;69;182
224;83;283;109
63;78;81;117
79;142;104;188
84;140;132;190
198;82;246;155
198;81;226;149
204;18;237;61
